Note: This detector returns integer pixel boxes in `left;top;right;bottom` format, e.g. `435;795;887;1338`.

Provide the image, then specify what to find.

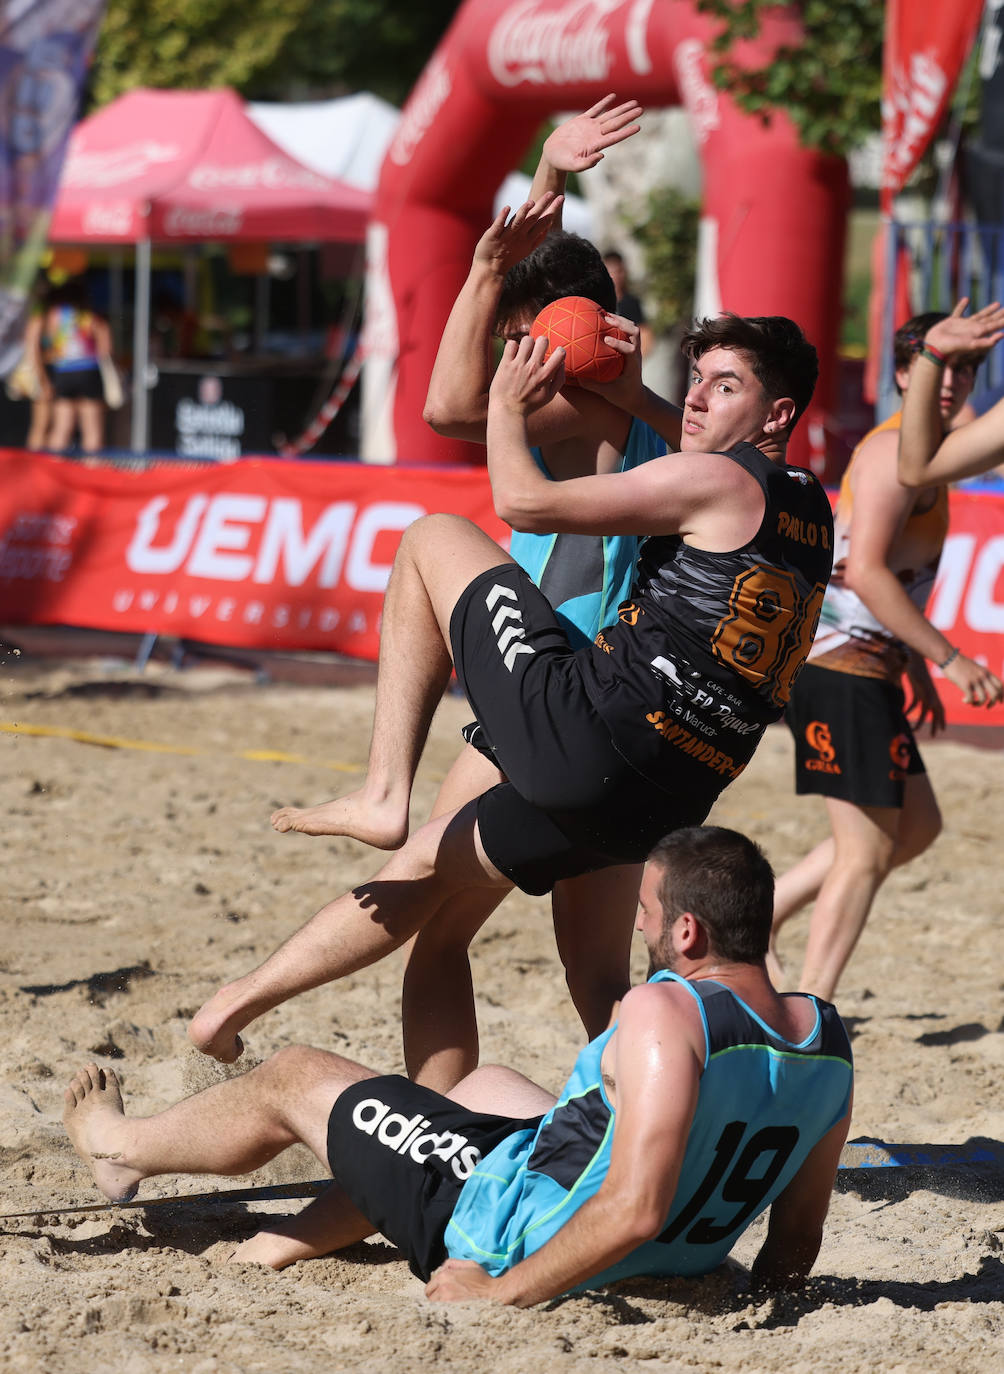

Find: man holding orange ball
191;256;833;1071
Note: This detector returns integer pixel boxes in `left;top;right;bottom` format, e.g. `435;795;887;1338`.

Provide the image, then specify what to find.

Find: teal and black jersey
445;971;852;1287
509;417;666;648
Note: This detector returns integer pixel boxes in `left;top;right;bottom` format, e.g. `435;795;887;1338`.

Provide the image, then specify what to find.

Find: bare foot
228;1224;325;1270
63;1064;143;1202
188;983;249;1063
270;789;408;850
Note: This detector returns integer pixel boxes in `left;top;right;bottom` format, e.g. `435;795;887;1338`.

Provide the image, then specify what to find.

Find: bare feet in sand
229;1225;323;1269
63;1064;144;1202
188;983;248;1063
270;789;408;850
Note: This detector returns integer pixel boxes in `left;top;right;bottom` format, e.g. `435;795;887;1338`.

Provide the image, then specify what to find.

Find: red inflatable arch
362;0;849;475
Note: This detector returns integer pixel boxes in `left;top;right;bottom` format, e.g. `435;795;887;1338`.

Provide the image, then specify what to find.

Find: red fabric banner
0;450;507;662
880;0;984;212
0;451;1000;729
924;488;1004;728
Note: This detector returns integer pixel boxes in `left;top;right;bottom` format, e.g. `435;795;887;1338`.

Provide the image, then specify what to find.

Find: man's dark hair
893;309;987;393
648;826;775;963
681;313;819;434
602;249;625;266
497;231;616;333
893;311;948;373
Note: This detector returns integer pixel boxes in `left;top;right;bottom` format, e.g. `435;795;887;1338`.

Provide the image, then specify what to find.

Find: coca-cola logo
64;141;179;188
82;201;134;237
188;158;329;192
488;0;623;88
674;39;719;145
163;205;244;237
389;52;453;166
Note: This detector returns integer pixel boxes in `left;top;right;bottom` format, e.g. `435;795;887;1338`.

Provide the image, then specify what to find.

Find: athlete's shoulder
618;977;708;1058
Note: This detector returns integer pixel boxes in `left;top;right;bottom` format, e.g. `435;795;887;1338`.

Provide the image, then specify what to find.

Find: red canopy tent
48;88;373;449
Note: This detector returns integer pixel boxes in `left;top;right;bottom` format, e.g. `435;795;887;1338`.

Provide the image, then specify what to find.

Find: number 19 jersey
577;443;833;795
444;972;852;1287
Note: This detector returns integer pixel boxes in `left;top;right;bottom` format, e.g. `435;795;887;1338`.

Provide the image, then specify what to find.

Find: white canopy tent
247;94;596;236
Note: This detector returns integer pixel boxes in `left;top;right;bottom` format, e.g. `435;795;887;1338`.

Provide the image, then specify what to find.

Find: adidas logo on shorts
486;583;535;672
351;1095;483;1181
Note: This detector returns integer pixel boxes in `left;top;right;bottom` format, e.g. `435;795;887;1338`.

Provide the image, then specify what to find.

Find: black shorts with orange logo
786;662;924;809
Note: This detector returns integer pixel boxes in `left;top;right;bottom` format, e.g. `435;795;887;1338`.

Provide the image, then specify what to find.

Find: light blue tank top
508;417;665;647
445;971;852;1287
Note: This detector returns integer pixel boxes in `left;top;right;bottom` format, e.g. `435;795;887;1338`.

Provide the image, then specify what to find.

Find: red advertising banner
924;487;1004;728
0;451;1000;729
0;450;508;663
880;0;984;211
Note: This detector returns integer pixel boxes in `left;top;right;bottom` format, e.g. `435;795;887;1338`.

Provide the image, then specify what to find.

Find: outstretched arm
426;983;703;1305
424;96;642;444
751;1100;851;1290
899;298;1004;486
423;195;566;441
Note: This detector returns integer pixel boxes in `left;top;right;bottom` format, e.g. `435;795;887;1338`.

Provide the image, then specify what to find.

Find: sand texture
0;649;1001;1373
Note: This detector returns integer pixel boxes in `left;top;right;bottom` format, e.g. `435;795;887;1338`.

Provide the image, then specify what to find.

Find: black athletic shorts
326;1075;539;1282
449;564;705;894
49;366;103;401
786;662;925;808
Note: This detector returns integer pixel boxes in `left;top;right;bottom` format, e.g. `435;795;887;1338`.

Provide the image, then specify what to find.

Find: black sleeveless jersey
576;443;833;792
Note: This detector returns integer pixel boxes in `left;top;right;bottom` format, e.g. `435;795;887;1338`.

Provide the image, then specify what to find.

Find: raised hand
472;194;564;277
923;297;1004;361
541;94;643;173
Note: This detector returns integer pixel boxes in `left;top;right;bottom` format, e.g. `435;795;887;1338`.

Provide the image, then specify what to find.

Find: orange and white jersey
809;411;948;682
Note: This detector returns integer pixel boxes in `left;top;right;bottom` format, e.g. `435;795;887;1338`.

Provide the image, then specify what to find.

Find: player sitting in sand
65;828;853;1305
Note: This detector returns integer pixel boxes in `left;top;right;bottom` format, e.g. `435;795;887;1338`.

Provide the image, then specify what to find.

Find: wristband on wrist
938;645;960;671
920;343;947;367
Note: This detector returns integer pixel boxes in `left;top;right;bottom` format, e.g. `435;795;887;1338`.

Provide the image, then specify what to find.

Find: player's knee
261;1044;315;1076
897;806;942;864
400;511;473;554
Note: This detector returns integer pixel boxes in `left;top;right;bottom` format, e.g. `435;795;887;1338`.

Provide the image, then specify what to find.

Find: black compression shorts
449;564;709;894
327;1075;539;1281
786;662;925;808
49;367;103;402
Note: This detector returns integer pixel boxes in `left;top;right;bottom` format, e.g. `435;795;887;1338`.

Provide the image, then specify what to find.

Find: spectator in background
602;249;653;356
28;279;113;458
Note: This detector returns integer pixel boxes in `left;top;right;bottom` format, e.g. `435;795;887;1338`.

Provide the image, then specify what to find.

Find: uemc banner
925;488;1004;727
0;451;1001;728
0;450;508;661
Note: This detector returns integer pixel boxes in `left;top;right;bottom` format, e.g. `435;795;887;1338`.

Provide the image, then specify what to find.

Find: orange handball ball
530;296;627;384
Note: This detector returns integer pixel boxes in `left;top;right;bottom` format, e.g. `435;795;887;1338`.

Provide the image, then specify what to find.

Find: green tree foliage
90;0;460;109
694;0;884;156
626;186;700;334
